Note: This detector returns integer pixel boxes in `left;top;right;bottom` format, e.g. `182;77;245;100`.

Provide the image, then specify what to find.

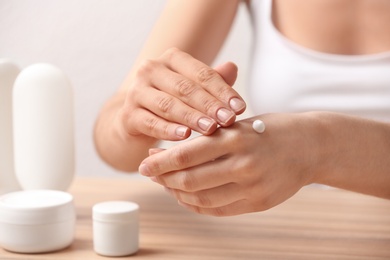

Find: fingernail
198;117;214;132
175;126;189;138
229;97;246;113
217;108;235;124
139;163;150;176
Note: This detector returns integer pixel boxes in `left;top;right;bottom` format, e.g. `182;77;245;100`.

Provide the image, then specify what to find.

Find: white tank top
248;0;390;122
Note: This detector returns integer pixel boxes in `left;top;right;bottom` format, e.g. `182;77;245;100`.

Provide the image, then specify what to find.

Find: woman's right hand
118;47;246;141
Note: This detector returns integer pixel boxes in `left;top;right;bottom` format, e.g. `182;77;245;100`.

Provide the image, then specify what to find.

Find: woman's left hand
139;113;322;216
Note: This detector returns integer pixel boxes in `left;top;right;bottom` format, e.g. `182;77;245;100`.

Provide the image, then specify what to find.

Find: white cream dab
252;120;265;134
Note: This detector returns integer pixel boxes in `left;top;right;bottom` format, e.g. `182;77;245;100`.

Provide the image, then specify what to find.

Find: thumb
148;148;166;156
214;61;238;87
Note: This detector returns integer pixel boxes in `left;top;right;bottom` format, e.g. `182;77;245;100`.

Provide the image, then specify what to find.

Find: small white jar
0;190;75;253
93;201;139;256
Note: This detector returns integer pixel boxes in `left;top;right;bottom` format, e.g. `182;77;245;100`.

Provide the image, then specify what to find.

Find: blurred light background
0;0;252;177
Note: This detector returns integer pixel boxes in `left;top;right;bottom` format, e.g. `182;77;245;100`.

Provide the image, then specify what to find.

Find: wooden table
0;176;389;259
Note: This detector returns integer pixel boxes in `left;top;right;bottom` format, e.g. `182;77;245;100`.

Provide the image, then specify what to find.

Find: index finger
138;133;226;177
160;48;246;114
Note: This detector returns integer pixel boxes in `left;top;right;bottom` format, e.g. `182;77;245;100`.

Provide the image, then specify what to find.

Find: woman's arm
312;112;390;198
94;0;243;172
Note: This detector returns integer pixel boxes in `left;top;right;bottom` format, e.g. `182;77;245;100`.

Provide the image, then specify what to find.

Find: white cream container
0;190;75;253
93;201;139;256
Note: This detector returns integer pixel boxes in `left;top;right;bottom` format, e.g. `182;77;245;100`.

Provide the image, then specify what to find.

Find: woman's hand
139;113;321;216
117;48;246;142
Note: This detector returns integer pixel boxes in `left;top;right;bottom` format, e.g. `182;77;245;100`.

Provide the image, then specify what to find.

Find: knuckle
201;97;220;113
136;59;157;78
159;121;171;138
153;176;165;186
163;47;181;60
146;159;160;174
193;192;211;207
225;129;244;147
196;67;217;85
118;105;130;125
144;117;159;133
172;147;191;168
178;171;196;191
175;79;197;97
156;95;175;114
215;85;232;101
161;123;171;137
209;207;226;217
144;115;171;138
182;110;196;125
118;107;139;138
189;205;202;215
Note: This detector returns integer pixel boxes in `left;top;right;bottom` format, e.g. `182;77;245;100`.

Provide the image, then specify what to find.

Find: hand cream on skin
252;119;266;134
0;190;75;253
13;63;75;191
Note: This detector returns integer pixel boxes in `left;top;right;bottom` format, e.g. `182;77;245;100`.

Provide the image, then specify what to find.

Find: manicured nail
175;126;189;138
198;117;214;132
217;108;235;124
229;97;246;113
139;163;150;176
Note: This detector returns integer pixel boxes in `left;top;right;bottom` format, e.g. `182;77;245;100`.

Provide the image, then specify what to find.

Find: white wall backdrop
0;0;252;177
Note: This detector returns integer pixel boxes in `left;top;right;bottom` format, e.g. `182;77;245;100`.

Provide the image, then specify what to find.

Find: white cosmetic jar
93;201;139;257
0;190;75;253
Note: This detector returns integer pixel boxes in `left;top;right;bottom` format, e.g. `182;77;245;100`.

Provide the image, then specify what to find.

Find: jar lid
0;190;74;225
93;201;139;223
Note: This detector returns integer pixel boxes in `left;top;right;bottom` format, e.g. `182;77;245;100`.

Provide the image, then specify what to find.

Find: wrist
304;111;390;198
300;111;336;185
255;112;334;187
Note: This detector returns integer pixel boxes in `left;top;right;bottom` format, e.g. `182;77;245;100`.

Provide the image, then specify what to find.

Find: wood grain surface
0;176;389;259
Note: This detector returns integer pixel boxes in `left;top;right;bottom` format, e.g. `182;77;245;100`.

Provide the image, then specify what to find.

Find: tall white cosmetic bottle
0;59;21;195
13;63;75;191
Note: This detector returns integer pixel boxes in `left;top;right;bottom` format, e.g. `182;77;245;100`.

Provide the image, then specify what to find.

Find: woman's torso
248;0;390;121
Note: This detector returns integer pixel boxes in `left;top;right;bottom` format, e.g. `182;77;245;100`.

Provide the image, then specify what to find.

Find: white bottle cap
93;201;139;222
